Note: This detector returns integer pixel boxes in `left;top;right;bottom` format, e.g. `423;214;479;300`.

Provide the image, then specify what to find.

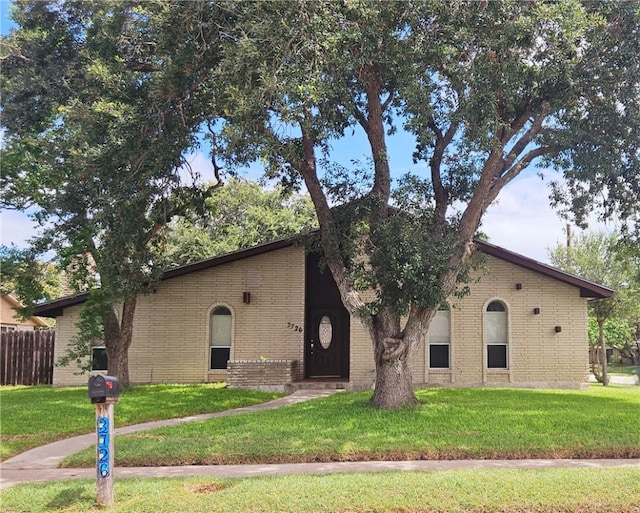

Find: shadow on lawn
46;485;93;509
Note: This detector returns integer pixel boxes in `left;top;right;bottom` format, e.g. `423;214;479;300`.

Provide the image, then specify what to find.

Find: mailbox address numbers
97;417;110;478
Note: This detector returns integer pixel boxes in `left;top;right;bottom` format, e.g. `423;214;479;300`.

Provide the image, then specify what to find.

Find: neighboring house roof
1;294;50;328
32;236;613;318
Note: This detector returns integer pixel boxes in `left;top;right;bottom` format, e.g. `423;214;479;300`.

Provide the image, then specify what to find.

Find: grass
608;364;640;375
1;468;639;513
2;384;639;512
0;383;284;460
61;385;640;467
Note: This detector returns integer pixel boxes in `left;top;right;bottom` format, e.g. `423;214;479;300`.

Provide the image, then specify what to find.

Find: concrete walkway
2;389;638;490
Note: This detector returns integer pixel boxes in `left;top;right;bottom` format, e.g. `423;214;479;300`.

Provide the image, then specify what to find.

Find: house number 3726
287;322;303;333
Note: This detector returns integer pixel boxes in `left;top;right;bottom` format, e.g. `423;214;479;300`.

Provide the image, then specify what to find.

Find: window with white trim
486;300;508;369
210;306;232;370
428;306;450;369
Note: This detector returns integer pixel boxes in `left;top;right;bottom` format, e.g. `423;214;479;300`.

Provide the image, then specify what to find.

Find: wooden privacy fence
1;330;55;385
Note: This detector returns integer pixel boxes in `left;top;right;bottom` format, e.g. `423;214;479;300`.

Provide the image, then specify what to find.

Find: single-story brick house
34;238;612;391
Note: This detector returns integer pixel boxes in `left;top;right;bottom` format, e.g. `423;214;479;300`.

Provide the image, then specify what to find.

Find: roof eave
33;236;613;318
33;236;300;318
475;240;614;300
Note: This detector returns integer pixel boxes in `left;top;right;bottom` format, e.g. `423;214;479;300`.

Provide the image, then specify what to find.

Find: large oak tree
3;1;638;406
207;0;640;407
0;1;227;387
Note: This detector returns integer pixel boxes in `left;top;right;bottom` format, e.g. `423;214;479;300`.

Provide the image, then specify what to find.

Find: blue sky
1;1;13;33
0;3;611;263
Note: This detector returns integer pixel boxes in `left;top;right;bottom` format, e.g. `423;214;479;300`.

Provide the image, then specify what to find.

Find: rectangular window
211;314;232;347
210;347;230;370
487;344;507;369
92;347;108;371
429;343;450;369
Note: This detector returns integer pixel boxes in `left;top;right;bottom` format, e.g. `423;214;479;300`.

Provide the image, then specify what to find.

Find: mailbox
88;375;120;403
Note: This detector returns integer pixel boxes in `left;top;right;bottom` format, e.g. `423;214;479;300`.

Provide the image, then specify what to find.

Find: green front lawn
608;364;640;375
2;468;639;513
0;383;284;460
3;384;639;512
61;385;640;467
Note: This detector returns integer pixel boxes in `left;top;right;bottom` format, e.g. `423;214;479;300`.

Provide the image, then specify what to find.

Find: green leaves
163;179;317;267
1;0;226;301
549;231;639;361
1;1;232;384
0;245;64;317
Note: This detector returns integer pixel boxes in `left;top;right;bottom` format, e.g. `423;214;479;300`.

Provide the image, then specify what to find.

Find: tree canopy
205;0;640;406
2;1;638;405
1;0;227;387
549;231;640;383
163;178;317;267
0;245;65;316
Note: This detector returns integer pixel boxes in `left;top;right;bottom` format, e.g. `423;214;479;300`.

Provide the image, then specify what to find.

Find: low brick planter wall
227;360;302;391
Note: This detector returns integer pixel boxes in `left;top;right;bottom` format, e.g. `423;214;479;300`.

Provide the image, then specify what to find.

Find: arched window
210;306;232;370
485;300;508;369
428;304;450;369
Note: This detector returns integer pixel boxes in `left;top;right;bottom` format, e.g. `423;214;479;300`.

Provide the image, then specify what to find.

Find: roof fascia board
475;240;614;299
33;236;613;317
33;236;299;317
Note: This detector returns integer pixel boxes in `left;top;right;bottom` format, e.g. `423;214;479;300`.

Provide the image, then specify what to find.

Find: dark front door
305;253;350;379
307;308;348;377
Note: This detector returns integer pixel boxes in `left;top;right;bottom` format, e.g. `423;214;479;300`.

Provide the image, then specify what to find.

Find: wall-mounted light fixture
243;292;251;304
533;307;541;315
554;326;562;333
515;283;523;290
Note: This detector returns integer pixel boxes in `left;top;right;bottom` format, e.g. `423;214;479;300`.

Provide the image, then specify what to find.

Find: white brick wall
53;246;306;386
52;249;590;389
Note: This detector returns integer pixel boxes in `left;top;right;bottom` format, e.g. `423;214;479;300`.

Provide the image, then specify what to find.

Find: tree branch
381;90;395;112
496;145;562;189
382;336;408;361
348;103;365;132
429;115;458;219
359;65;390;201
127;62;161;72
500;101;550;177
501;106;533;146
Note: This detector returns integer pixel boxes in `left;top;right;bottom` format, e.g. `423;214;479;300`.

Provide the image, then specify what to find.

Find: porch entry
305;253;350;379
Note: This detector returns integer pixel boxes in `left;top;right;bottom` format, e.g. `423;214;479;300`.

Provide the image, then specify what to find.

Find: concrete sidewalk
3;458;639;490
2;389;638;490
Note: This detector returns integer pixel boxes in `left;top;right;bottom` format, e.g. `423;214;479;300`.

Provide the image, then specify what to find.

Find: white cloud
1;162;615;264
481;171;612;263
0;209;39;249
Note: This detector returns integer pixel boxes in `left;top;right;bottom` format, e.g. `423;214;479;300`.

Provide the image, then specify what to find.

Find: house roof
475;240;614;300
33;236;299;317
2;294;51;327
32;235;613;318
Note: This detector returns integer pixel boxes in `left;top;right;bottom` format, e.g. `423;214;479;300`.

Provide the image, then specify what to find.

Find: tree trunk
591;346;603;383
371;351;418;408
104;296;137;390
598;318;609;386
367;308;434;409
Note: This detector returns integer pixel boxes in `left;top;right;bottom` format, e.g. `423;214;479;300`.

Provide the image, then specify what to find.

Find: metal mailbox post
88;375;120;507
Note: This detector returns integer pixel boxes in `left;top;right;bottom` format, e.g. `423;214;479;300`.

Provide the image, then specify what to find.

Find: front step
287;379;348;391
